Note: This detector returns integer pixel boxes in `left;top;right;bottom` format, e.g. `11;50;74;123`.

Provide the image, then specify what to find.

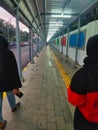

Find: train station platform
3;46;81;130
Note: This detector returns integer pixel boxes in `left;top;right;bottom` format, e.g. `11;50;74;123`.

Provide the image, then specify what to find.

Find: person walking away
68;34;98;130
0;31;22;129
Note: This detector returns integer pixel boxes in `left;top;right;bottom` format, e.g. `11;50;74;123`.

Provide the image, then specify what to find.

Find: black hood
0;35;9;51
83;34;98;77
0;33;9;76
83;57;98;77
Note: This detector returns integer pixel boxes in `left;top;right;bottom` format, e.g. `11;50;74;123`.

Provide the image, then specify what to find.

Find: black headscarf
83;34;98;76
0;32;9;76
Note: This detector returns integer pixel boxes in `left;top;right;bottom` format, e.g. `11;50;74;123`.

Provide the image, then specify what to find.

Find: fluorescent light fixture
48;28;59;30
48;32;56;34
49;21;63;24
56;23;63;26
47;35;53;42
48;24;63;27
51;15;71;18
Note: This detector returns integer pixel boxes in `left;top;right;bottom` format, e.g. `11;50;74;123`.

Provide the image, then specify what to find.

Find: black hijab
0;32;9;76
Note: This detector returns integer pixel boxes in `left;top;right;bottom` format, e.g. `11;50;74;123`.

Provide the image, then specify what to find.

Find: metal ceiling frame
0;0;98;42
51;0;98;40
23;0;42;35
35;0;43;33
44;0;46;39
23;0;45;38
1;0;43;38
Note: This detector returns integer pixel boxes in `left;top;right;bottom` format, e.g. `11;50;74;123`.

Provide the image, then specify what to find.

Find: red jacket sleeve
68;87;87;106
67;68;88;106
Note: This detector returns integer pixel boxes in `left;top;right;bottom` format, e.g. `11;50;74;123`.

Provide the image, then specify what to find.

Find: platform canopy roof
0;0;98;42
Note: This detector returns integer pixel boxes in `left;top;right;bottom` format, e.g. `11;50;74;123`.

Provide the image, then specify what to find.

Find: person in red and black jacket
68;34;98;130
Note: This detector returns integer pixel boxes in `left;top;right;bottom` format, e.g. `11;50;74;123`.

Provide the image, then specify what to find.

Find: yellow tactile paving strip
3;92;6;97
23;62;30;72
3;50;71;98
51;51;71;88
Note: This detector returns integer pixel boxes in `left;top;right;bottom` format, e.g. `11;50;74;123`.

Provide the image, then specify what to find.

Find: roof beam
10;0;42;37
61;0;71;15
24;0;42;36
44;0;46;39
34;0;44;37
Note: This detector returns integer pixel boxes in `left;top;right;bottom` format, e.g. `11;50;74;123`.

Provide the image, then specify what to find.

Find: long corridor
3;46;76;130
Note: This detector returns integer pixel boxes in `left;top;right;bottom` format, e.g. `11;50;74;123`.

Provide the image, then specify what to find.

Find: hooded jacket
0;34;22;91
68;34;98;123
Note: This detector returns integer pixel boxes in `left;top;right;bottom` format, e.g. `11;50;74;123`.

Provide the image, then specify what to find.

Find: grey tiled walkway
3;46;76;130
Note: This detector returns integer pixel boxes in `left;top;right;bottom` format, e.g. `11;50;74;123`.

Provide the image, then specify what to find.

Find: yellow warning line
22;62;30;72
51;51;71;88
3;92;6;98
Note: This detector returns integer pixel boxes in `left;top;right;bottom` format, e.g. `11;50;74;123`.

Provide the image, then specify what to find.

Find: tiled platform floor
3;46;80;130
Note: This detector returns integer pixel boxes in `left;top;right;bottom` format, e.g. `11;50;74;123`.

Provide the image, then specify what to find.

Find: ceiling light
49;21;63;24
48;24;63;27
51;15;71;18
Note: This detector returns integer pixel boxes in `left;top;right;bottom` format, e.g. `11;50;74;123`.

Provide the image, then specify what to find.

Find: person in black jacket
0;31;22;129
68;34;98;130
